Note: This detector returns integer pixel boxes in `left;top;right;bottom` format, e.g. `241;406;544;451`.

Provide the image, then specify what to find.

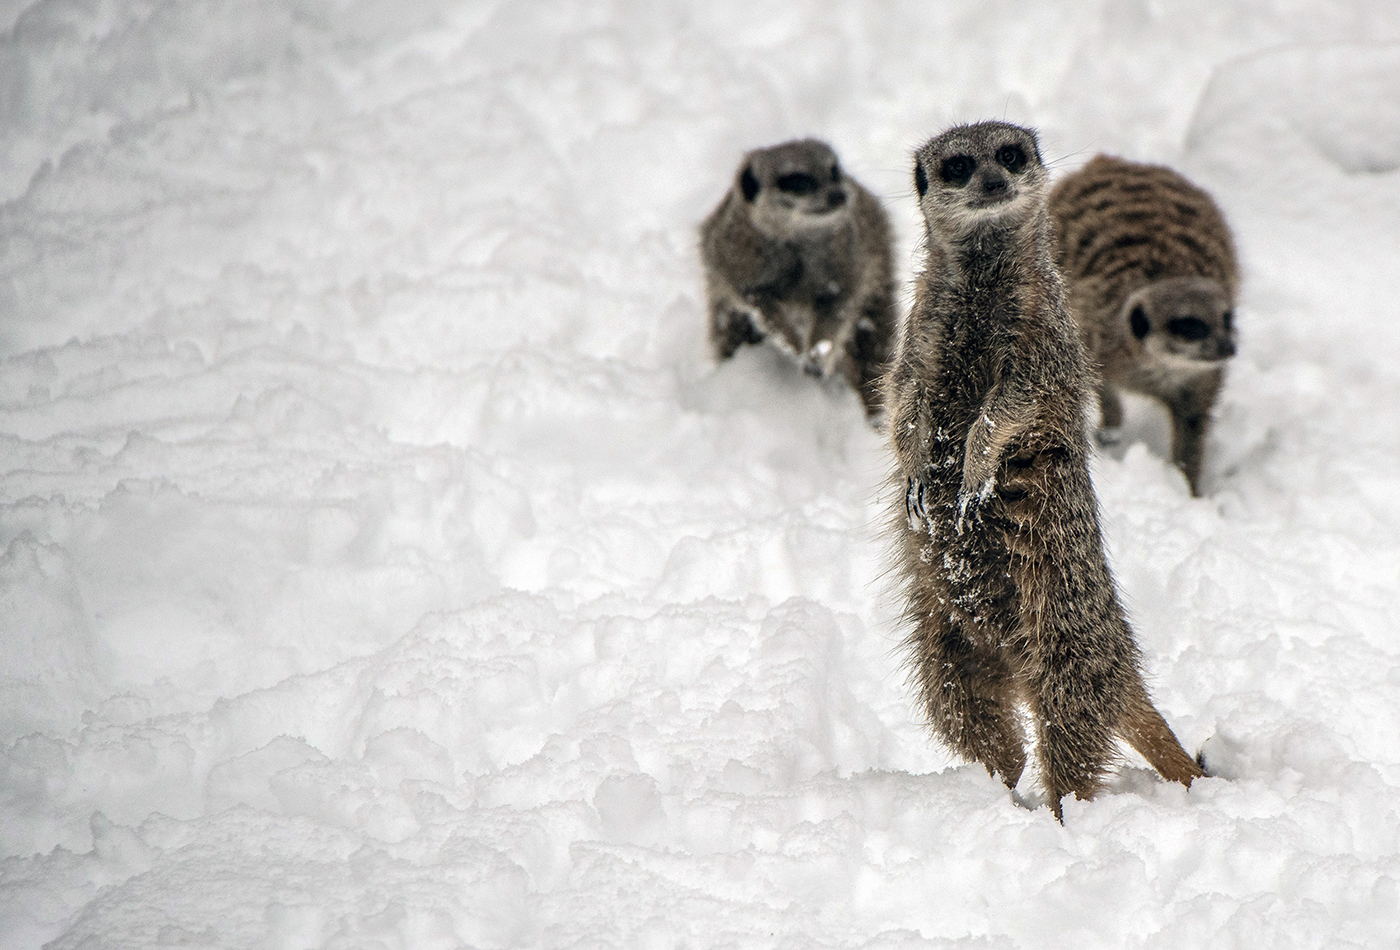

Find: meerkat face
738;139;852;236
912;121;1046;235
1122;277;1237;368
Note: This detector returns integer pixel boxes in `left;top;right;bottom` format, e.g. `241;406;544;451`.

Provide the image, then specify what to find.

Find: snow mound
1188;43;1400;175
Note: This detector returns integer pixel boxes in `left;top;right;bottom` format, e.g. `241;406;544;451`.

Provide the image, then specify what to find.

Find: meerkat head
912;121;1047;237
737;139;852;237
1121;276;1237;369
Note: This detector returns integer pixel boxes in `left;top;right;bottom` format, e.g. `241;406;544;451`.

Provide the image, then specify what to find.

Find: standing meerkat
700;139;896;418
886;121;1205;820
1049;155;1239;496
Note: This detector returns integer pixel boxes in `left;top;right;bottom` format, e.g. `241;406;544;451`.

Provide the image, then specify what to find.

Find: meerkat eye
776;172;820;195
1168;317;1211;341
914;161;928;197
740;166;760;202
997;144;1027;172
1130;305;1151;340
939;156;975;186
1222;309;1234;331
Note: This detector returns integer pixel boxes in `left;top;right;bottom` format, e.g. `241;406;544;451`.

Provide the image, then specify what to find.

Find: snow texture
3;0;1400;946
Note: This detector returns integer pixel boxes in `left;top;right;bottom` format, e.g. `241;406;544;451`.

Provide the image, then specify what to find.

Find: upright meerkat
886;121;1205;820
1049;155;1239;496
700;139;896;418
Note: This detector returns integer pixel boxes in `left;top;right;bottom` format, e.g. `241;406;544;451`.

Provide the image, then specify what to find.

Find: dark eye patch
1130;305;1150;340
776;172;820;195
996;144;1027;172
1167;317;1211;341
940;155;975;186
830;164;841;182
914;162;928;196
1222;309;1234;332
740;166;759;201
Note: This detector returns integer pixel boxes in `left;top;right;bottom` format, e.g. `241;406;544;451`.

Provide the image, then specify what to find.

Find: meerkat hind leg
1028;658;1123;821
1095;383;1124;446
844;320;887;418
915;623;1027;788
1168;370;1222;497
1169;405;1209;497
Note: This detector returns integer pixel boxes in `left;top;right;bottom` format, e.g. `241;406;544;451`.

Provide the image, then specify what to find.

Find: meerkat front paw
955;483;993;535
905;476;931;530
714;307;766;359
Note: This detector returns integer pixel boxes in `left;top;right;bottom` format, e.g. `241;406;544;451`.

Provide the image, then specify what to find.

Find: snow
3;0;1400;946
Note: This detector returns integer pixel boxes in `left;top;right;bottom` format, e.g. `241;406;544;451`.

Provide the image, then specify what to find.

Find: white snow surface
3;0;1400;946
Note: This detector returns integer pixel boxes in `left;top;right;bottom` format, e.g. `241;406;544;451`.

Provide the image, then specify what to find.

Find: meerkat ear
914;161;928;197
740;166;760;202
1130;305;1150;340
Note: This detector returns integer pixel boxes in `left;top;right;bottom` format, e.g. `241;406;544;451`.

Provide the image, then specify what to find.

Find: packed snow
3;0;1400;946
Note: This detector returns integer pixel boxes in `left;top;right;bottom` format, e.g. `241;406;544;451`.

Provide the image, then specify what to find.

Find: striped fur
1049;155;1239;495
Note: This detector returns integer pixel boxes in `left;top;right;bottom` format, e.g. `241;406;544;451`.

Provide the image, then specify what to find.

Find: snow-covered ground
3;0;1400;946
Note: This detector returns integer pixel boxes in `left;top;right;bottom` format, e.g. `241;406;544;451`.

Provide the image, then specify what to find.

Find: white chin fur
939;192;1031;229
1152;350;1227;373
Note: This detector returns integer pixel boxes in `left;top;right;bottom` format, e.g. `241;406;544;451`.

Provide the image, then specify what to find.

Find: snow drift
3;0;1400;946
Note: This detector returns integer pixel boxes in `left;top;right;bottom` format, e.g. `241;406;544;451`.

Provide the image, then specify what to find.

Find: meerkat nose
982;175;1008;195
827;188;847;209
1218;337;1237;359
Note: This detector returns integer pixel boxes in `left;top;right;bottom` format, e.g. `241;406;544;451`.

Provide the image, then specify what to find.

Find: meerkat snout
980;167;1010;198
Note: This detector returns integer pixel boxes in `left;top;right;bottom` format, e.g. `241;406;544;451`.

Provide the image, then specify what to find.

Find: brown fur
1049;155;1239;495
700;139;896;418
886;123;1205;820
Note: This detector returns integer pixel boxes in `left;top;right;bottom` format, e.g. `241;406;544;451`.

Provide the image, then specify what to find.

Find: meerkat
885;121;1205;820
1048;155;1239;496
700;139;896;418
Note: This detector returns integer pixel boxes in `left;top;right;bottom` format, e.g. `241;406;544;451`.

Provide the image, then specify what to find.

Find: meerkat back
699;139;896;418
1049;155;1239;495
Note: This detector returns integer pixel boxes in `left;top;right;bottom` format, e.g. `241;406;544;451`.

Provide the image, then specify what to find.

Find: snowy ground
3;1;1400;946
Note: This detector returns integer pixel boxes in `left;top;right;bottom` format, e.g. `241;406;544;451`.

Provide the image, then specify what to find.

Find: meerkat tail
1119;679;1208;786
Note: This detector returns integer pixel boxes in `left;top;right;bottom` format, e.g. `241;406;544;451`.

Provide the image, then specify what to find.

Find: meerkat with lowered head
1049;155;1239;496
700;139;896;418
886;122;1205;820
